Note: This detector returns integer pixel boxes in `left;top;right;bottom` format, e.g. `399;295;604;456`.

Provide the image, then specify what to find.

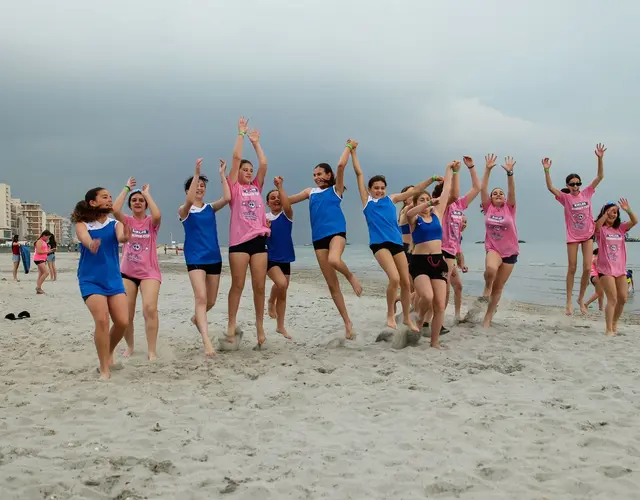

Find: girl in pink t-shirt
542;143;607;316
594;199;637;336
584;247;604;311
224;116;271;348
112;178;162;361
465;154;519;328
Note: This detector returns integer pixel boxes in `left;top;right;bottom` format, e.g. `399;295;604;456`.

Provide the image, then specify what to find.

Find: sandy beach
2;252;640;500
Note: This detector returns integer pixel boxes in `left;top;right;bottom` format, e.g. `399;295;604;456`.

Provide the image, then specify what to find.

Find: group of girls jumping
69;119;634;377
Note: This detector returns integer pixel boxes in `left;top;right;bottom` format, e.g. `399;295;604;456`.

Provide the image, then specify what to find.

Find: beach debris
151;422;162;432
220;477;239;494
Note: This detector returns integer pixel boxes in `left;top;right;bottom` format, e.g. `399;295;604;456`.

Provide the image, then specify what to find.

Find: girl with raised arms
351;141;438;332
72;187;132;380
265;176;298;339
224;117;271;347
405;161;457;349
112;178;162;361
594;199;637;335
475;155;520;328
542;143;606;315
288;139;363;340
178;158;231;357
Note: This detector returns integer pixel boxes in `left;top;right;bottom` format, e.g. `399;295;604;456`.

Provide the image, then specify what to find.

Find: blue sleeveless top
400;223;411;234
363;196;403;246
266;211;295;263
181;204;222;265
309;186;346;242
77;218;125;298
412;214;443;245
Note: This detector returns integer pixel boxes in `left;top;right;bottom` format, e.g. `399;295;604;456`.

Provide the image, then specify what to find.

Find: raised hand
195;158;203;175
452;160;462;172
501;156;516;172
248;128;260;144
127;177;136;190
485;154;497;169
238;116;249;134
433;175;444;183
219;158;227;175
142;184;150;193
461;265;469;273
274;176;283;188
595;143;607;158
462;156;474;168
619;197;631;212
89;238;101;254
542;158;552;170
430;197;441;207
347;138;359;150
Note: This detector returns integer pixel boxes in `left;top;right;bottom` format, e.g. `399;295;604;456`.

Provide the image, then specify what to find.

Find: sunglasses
567;182;582;187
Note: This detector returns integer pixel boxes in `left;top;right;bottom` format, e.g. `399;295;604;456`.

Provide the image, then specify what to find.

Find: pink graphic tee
120;215;162;282
484;202;519;259
595;222;629;278
442;196;469;256
555;185;596;243
228;178;271;247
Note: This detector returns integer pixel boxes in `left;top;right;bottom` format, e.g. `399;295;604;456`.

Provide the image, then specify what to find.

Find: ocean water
292;242;639;315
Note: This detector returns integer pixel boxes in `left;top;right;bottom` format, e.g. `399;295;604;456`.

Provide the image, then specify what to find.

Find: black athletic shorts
187;262;222;275
121;273;142;287
502;254;518;265
267;261;291;275
229;235;268;256
370;241;404;256
442;250;456;260
410;253;449;281
313;232;346;251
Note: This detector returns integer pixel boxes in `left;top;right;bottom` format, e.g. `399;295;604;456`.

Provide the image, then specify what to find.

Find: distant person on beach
288;139;363;340
223;117;271;348
34;230;52;294
265;176;300;340
542;143;606;316
113;178;162;361
46;233;57;281
433;155;481;324
72;187;132;380
594;199;637;335
406;160;457;349
465;155;519;328
179;158;231;357
11;235;20;282
351;140;443;333
627;270;634;293
585;248;604;311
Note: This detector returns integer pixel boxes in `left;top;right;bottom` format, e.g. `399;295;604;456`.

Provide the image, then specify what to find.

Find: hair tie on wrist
238;131;246;136
452;171;459;175
507;171;514;177
544;168;549;172
432;175;437;182
346;143;353;150
124;186;131;192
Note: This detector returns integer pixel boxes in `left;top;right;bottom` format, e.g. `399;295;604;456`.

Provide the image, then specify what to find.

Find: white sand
1;252;640;500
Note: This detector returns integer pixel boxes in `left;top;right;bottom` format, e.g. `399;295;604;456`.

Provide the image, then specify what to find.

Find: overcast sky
1;0;638;245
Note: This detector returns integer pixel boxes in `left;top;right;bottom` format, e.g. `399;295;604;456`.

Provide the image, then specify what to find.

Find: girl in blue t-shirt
72;187;133;380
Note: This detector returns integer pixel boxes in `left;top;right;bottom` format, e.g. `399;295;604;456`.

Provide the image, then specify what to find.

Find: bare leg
327;235;362;296
600;276;617;335
565;242;578;315
393;251;418;332
227;252;250;339
12;261;19;281
450;267;464;322
268;266;291;338
483;251;502;297
121;279;138;357
375;249;401;329
413;275;434;340
47;261;54;281
249;252;268;345
52;260;57;281
140;279;161;360
107;294;130;365
429;278;448;349
577;240;593;314
316;249;354;339
85;295;112;379
268;283;278;319
188;269;216;356
36;263;49;293
483;263;515;328
612;276;628;333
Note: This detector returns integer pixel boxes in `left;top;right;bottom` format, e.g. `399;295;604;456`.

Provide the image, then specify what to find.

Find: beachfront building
21;201;47;241
46;213;65;243
0;183;12;242
60;216;73;245
10;198;27;240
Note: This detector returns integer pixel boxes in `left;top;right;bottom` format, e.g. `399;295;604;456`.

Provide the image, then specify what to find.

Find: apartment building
46;214;71;244
21;201;47;241
60;217;73;245
0;183;11;242
10;198;27;240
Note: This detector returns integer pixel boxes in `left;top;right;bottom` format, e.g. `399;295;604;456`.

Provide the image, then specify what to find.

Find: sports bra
400;223;411;234
412;215;442;245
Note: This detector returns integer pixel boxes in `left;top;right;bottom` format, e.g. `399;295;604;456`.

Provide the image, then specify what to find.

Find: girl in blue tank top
72;186;133;380
406;160;458;350
265;176;302;341
351;142;442;334
178;158;231;358
287;139;362;340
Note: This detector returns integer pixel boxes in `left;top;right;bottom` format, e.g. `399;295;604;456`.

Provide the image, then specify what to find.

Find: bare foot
122;347;134;358
36;288;45;294
268;300;277;319
98;370;110;380
430;342;449;350
403;317;419;332
348;274;363;297
605;331;616;337
345;321;356;340
257;325;266;345
148;352;157;361
565;303;573;316
482;318;491;328
578;300;588;315
276;326;292;339
225;323;237;341
386;315;398;329
203;336;216;357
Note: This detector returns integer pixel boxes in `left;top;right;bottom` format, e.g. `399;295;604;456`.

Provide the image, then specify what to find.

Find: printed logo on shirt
451;210;463;217
490;215;504;221
606;233;622;240
572;201;589;209
242;186;260;197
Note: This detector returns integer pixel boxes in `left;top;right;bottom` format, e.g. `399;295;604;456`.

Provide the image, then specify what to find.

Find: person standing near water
542;143;606;315
179;158;231;357
72;187;132;380
112;178;162;361
288;139;363;340
594;199;637;336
